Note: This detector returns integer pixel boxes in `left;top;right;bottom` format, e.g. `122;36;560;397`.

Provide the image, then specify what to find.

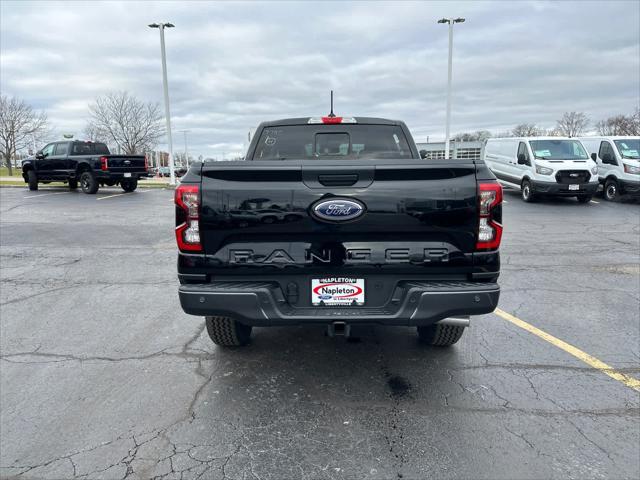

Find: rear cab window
252;124;414;160
70;142;110;156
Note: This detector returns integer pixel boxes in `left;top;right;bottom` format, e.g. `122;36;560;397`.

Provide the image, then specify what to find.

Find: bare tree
85;92;164;155
84;122;106;143
0;95;49;176
595;108;640;135
512;123;541;137
555;111;589;137
452;130;492;142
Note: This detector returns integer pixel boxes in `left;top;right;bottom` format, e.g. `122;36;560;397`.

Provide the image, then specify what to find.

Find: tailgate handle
318;174;359;187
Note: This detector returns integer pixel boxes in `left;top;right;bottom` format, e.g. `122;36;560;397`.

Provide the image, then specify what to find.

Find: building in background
416;141;484;160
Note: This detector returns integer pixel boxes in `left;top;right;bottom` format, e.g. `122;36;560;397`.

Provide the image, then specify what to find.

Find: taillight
144;154;148;172
100;156;108;171
175;184;201;252
476;182;503;250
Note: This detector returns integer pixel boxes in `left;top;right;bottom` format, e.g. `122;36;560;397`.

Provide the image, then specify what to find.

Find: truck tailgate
198;160;478;274
105;155;146;172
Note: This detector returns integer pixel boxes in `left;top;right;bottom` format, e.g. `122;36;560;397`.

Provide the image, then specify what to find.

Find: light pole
438;17;465;160
178;129;191;167
149;22;176;185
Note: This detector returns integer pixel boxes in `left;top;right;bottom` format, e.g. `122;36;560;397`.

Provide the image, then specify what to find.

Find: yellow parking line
494;308;640;392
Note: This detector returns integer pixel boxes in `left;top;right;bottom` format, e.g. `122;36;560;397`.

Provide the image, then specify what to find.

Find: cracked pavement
1;186;639;479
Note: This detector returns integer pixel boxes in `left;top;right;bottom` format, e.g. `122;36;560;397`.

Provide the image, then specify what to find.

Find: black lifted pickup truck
176;116;502;347
22;140;148;194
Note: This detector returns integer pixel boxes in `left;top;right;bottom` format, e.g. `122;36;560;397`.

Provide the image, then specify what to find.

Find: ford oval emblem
311;197;366;223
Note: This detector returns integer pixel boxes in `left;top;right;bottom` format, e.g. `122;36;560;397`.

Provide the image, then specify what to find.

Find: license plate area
568;184;579;190
123;172;132;178
311;278;365;306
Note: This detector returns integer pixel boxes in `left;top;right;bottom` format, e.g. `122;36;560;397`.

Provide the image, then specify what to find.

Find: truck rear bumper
95;172;149;180
178;281;500;326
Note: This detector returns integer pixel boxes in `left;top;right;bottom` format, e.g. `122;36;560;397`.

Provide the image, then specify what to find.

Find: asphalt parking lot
0;185;638;480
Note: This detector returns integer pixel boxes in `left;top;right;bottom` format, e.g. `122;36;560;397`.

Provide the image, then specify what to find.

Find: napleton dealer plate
311;278;365;306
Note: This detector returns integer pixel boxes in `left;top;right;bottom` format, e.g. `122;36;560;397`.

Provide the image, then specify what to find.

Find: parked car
577;136;640;201
483;137;599;203
21;141;148;194
175;116;502;347
156;166;186;178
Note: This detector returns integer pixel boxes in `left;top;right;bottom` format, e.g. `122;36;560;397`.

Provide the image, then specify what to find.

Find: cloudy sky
1;0;638;158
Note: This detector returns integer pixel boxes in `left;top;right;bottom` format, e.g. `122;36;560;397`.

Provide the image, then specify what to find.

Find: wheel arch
75;162;93;175
605;174;619;183
21;162;34;181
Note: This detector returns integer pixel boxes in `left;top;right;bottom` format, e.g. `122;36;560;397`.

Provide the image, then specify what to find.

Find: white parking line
590;200;600;204
503;200;508;204
96;190;151;201
23;192;69;199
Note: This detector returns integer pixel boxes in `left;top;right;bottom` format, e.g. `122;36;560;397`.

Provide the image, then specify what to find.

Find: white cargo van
577;136;640;201
483;137;599;203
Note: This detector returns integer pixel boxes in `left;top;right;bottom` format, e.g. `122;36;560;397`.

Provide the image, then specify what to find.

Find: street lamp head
437;18;450;24
148;23;159;28
165;23;175;28
454;18;466;23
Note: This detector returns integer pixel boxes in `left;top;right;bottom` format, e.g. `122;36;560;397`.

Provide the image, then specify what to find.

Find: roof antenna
328;90;336;118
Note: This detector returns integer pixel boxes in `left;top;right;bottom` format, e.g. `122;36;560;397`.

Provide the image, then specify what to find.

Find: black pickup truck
176;116;502;347
22;140;148;194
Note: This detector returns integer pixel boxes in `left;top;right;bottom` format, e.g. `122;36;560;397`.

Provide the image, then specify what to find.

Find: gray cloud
1;0;638;158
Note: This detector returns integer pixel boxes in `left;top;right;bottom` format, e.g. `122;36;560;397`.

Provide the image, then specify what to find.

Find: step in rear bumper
178;281;500;326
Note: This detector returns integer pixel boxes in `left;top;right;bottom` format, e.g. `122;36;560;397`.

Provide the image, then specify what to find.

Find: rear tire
121;179;138;192
68;179;78;190
80;171;99;194
27;170;38;191
576;195;592;203
521;180;536;202
205;316;252;346
417;324;466;346
604;179;619;202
